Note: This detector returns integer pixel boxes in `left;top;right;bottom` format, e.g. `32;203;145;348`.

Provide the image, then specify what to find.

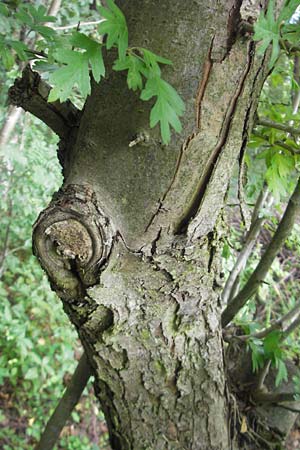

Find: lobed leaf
98;0;128;59
141;76;185;144
113;54;147;90
48;50;91;102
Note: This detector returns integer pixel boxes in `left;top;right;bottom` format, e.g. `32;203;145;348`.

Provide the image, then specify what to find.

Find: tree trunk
13;0;295;448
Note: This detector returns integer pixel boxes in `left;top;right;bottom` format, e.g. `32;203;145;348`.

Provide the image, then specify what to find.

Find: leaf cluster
247;331;288;387
253;0;300;67
0;0;185;144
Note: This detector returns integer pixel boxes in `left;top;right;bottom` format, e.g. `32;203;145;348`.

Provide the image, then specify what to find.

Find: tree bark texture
19;0;294;448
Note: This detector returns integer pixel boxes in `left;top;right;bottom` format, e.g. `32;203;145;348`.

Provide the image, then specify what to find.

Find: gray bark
12;0;297;448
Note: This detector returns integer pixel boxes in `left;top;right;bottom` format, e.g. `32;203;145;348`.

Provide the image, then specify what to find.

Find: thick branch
34;353;92;450
8;66;80;138
222;180;300;327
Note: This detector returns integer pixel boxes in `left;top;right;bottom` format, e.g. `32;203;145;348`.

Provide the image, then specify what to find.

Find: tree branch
252;130;300;154
257;117;300;137
226;299;300;341
222;179;300;327
53;19;104;31
34;353;92;450
46;0;62;20
8;66;80;138
222;185;270;304
252;390;298;404
283;314;300;339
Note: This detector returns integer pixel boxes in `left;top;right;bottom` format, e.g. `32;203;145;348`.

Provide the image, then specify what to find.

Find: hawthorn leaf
273;152;295;179
0;37;14;69
140;48;172;77
253;0;281;67
279;0;299;21
9;40;29;60
48;50;91;102
275;358;288;387
98;0;128;59
141;76;185;144
70;32;105;82
27;4;56;24
113;54;147;90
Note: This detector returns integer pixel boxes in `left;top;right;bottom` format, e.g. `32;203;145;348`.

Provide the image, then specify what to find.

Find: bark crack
196;37;214;129
175;41;255;235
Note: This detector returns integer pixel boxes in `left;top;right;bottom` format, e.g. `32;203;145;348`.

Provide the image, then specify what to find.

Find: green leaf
275;358;288;387
141;48;172;76
113;54;147;90
48;33;105;101
263;330;282;360
0;43;14;70
140;76;185;144
222;241;231;259
98;0;128;59
282;23;300;45
70;32;105;82
248;339;265;373
24;367;38;380
32;25;56;39
15;9;33;27
27;4;56;24
253;0;281;67
0;3;9;17
279;0;299;22
48;49;91;102
9;41;29;61
272;152;295;179
265;165;287;201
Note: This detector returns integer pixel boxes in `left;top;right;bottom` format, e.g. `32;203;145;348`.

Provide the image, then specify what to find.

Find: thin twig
222;186;270;304
226;299;300;341
256;360;271;391
252;130;300;154
53;19;104;31
282;314;300;339
257;118;300;137
222;179;300;327
34;353;92;450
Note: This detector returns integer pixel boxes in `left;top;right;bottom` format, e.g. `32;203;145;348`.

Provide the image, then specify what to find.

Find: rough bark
11;0;298;448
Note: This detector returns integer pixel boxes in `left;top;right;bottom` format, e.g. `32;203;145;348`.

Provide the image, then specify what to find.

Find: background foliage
0;2;110;449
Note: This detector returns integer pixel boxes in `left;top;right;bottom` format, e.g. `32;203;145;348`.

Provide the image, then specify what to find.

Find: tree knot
33;184;115;301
